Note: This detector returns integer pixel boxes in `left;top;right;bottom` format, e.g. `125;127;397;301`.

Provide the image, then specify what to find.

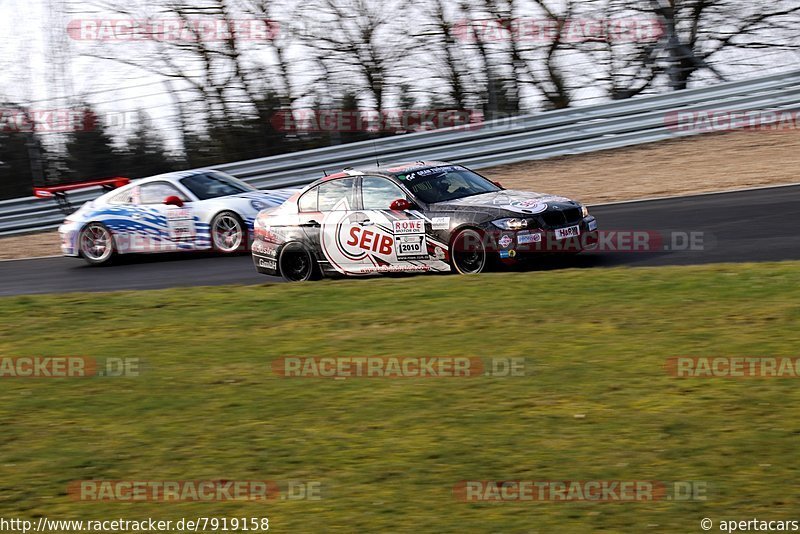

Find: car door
297;185;322;248
314;177;383;275
133;181;195;252
358;176;448;273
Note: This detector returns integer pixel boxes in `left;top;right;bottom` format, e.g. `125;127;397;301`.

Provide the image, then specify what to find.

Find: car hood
430;189;579;216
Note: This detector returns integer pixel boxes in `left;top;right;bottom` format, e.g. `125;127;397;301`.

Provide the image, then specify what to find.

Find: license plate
555;225;580;240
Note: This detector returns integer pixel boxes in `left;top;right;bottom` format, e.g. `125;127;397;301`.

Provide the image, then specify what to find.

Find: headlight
492;218;528;230
579;204;589;218
250;200;268;211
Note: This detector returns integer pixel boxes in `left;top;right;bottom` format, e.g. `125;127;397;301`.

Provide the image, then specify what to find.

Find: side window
108;187;135;205
361;176;407;210
139;182;184;205
298;187;318;212
318;178;356;211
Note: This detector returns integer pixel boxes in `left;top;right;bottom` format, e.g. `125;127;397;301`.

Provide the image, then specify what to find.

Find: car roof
134;169;220;185
308;161;455;187
353;160;453;177
96;169;221;202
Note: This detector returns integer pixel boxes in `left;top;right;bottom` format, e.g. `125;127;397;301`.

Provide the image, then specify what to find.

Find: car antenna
372;141;380;168
323;169;328;177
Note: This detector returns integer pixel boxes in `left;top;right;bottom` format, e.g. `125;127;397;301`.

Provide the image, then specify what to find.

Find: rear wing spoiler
34;177;130;214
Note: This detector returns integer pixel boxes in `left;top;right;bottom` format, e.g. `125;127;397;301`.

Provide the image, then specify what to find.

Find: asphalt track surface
1;185;798;297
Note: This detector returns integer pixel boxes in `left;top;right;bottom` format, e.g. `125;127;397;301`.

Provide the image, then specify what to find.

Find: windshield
180;172;255;200
397;166;500;204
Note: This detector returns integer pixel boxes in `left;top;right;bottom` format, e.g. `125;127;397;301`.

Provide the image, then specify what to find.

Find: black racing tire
79;222;115;266
278;242;320;282
210;211;247;254
450;228;488;275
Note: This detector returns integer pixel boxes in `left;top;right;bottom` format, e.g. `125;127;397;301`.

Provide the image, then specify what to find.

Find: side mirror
492;181;504;189
390;198;412;211
164;195;184;208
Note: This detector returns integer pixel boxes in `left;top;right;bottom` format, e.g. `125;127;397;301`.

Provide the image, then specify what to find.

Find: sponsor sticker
517;232;542;245
499;250;517;259
258;258;277;270
431;217;450;231
166;208;196;241
405;166;458;180
499;235;513;248
252;241;277;257
392;219;424;235
509;200;548;214
555;225;580;240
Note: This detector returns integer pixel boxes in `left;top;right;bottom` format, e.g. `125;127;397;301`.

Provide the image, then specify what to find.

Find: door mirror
389;198;412;211
164;195;184;208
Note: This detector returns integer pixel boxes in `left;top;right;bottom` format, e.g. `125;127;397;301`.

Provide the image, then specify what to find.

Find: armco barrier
2;69;799;235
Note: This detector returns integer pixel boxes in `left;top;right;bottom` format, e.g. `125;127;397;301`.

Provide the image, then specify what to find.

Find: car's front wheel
211;211;246;254
79;223;115;266
278;243;319;282
450;228;488;275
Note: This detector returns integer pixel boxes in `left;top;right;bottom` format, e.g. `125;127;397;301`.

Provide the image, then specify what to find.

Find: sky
1;0;797;153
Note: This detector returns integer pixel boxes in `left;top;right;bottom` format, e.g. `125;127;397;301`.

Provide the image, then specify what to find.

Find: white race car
54;169;296;265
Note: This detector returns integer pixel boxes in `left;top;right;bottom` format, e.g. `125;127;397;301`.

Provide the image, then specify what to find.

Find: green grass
0;263;799;533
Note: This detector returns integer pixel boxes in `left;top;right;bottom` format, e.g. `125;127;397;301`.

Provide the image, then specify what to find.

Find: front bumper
59;221;81;257
490;216;598;259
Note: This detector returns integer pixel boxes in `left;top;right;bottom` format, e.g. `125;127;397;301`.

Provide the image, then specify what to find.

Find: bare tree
416;0;475;110
298;0;417;112
462;0;582;111
651;0;800;90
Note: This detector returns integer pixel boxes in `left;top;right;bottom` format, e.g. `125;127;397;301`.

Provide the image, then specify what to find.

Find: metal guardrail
3;69;800;236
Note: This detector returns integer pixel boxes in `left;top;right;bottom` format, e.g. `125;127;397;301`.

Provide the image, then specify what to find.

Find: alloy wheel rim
213;215;243;252
81;225;112;262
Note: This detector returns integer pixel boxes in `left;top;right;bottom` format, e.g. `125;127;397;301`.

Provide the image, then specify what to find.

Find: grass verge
0;262;798;532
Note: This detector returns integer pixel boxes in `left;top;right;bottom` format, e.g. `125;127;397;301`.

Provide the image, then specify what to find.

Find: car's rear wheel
79;223;114;266
450;228;487;275
211;211;246;254
278;243;318;282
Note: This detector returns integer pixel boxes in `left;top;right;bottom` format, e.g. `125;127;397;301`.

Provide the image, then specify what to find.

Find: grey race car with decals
251;161;599;281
